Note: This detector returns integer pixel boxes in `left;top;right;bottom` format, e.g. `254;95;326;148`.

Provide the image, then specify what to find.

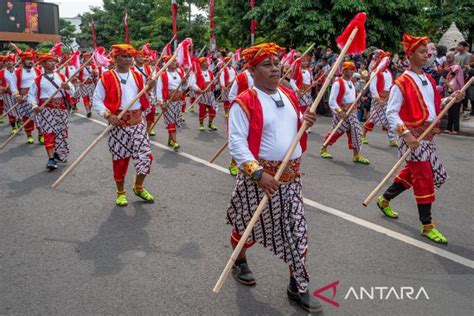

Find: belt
409;123;439;142
42;98;67;110
168;89;183;101
340;102;357;114
119;109;143;126
259;158;302;183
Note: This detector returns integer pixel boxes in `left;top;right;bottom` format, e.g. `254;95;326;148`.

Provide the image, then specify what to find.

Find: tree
59;18;77;49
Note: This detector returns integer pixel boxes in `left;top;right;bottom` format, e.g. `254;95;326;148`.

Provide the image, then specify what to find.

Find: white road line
74;113;474;270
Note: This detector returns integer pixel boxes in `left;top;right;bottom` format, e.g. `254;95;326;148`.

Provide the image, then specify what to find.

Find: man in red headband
77;52;99;117
0;55;20;133
218;56;236;118
9;50;43;144
28;53;75;170
362;51;396;146
134;50;156;136
93;44;155;206
0;56;5;123
378;34;464;244
190;57;218;131
59;54;80;112
155;55;188;151
320;61;370;164
226;43;322;313
290;54;315;117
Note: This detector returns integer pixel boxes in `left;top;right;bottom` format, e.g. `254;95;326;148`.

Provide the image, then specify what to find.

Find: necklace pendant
421;80;428;86
120;79;127;84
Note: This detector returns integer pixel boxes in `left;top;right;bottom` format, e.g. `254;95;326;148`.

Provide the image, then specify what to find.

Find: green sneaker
10;127;18;135
229;164;239;176
149;130;156;136
362;136;368;144
320;147;333;159
389;140;398;147
353;155;370;165
38;135;44;144
190;106;195;113
116;193;128;207
16;120;21;128
376;195;399;218
421;224;447;244
0;117;4;124
198;124;205;131
133;188;155;203
208;123;218;131
26;136;34;144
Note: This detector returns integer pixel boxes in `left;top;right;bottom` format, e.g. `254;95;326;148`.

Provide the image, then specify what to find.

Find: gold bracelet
396;123;409;136
103;110;111;119
242;161;260;176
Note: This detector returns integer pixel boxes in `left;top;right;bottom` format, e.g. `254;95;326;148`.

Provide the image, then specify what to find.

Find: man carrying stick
28;53;75;170
361;51;396;147
0;55;19;133
9;51;43;144
378;34;464;244
320;61;370;164
155;55;187;151
190;57;218;131
226;43;321;312
93;44;155;207
218;56;236;118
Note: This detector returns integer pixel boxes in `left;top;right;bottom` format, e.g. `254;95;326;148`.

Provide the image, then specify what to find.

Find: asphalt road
0;102;473;315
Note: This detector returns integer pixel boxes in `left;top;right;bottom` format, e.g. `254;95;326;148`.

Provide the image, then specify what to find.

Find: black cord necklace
414;72;428;86
117;71;130;85
269;90;285;108
169;70;177;80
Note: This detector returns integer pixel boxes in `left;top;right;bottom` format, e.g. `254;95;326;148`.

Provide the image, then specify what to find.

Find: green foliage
36;42;54;52
76;0;471;53
59;18;77;48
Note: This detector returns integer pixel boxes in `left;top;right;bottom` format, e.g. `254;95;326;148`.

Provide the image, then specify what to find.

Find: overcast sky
54;0;103;18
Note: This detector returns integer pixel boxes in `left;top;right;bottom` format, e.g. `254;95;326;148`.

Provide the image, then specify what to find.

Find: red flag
70;50;81;68
281;49;296;66
250;0;256;36
91;16;97;49
336;12;367;55
171;0;178;42
176;38;193;68
161;42;172;57
50;42;63;57
124;9;130;44
233;48;242;63
209;0;216;51
142;43;151;55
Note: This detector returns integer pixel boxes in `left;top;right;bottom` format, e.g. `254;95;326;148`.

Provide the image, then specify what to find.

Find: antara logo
313;281;430;308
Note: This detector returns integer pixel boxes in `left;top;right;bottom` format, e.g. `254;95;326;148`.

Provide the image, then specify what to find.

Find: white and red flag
172;0;178;42
176;38;193;68
124;9;130;44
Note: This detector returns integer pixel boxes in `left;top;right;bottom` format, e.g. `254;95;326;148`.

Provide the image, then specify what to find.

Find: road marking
74;113;474;270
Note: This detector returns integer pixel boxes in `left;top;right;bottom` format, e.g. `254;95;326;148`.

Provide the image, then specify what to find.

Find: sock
383;182;406;201
235;257;247;266
417;203;432;225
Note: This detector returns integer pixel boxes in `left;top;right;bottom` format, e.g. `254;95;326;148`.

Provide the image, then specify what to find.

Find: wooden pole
0;56;95;150
212;27;360;294
322;68;380;148
56;54;75;72
51;53;179;188
209;141;229;163
362;77;473;207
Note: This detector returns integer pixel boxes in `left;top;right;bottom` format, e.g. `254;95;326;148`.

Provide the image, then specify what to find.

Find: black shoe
287;277;323;313
287;287;323;313
232;260;256;286
86;111;92;118
46;159;58;171
53;152;67;163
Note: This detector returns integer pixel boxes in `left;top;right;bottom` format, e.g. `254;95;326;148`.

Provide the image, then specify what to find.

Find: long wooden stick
147;45;206;133
322;69;380;147
186;57;234;113
213;27;360;294
51;53;179;188
0;56;94;150
278;43;315;84
363;100;386;129
209;141;229;163
57;54;75;72
362;77;473;207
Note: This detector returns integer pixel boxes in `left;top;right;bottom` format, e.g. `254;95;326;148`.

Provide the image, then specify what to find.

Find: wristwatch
251;167;264;182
